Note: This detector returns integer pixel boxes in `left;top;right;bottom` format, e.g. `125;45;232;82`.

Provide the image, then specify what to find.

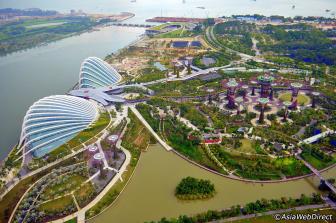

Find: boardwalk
129;106;173;151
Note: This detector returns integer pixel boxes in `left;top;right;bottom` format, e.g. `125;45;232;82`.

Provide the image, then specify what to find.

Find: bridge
296;152;336;194
109;23;153;28
129;106;173;151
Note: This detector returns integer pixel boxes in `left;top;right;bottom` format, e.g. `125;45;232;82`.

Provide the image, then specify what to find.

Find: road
205;25;254;61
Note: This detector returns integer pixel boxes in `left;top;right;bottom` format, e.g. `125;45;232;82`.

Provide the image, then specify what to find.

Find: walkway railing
129;106;173;151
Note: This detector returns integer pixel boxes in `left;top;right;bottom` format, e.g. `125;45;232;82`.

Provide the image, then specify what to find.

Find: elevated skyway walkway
129;106;173;151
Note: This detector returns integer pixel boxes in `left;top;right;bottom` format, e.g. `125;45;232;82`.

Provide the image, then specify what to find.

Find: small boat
197;6;205;9
326;9;330;13
292;5;295;9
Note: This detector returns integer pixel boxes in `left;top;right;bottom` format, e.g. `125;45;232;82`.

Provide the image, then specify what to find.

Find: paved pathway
129;106;173;151
96;140;118;173
50;111;131;223
72;193;81;211
216;204;328;223
176;115;199;131
1;110;115;201
51;147;131;223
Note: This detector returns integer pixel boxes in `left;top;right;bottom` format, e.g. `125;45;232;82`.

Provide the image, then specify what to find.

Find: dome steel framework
79;57;122;89
18;95;98;157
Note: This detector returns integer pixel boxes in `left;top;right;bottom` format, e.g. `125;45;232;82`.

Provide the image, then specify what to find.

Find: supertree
226;80;238;109
290;82;303;110
257;98;269;124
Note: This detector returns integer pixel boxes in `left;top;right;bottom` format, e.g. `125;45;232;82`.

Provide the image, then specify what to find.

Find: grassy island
175;177;215;200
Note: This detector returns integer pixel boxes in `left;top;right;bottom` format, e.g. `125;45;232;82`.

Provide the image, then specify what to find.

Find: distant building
145;29;161;36
202;133;221;144
171;41;189;48
190;41;202;48
236;16;258;22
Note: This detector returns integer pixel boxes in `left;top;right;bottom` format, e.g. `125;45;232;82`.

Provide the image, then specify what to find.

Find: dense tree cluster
215;21;256;35
0;8;58;16
260;24;336;65
146;193;323;223
302;144;333;163
180;103;208;129
210;144;309;180
193;52;231;69
214;21;256;55
0;16;111;56
175;177;215;200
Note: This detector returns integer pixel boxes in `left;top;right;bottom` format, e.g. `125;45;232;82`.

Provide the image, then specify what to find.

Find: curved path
172;148;336;184
51;115;131;223
0;110;114;201
132;108;336;184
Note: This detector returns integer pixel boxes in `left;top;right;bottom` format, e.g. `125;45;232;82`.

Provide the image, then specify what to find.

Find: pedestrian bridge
296;154;336;194
129;106;173;151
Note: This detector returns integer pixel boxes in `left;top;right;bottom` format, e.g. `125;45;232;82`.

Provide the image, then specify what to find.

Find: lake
89;144;335;223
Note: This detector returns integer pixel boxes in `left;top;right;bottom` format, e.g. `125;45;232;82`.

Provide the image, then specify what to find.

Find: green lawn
25;21;66;29
210;145;310;180
301;152;335;170
274;157;310;177
69;112;110;150
74;182;96;208
38;195;75;214
156;29;193;38
65;218;77;223
21;19;66;27
150;22;185;31
46;144;72;162
43;174;86;199
193;52;232;69
278;92;310;105
136;67;166;83
237;139;255;153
